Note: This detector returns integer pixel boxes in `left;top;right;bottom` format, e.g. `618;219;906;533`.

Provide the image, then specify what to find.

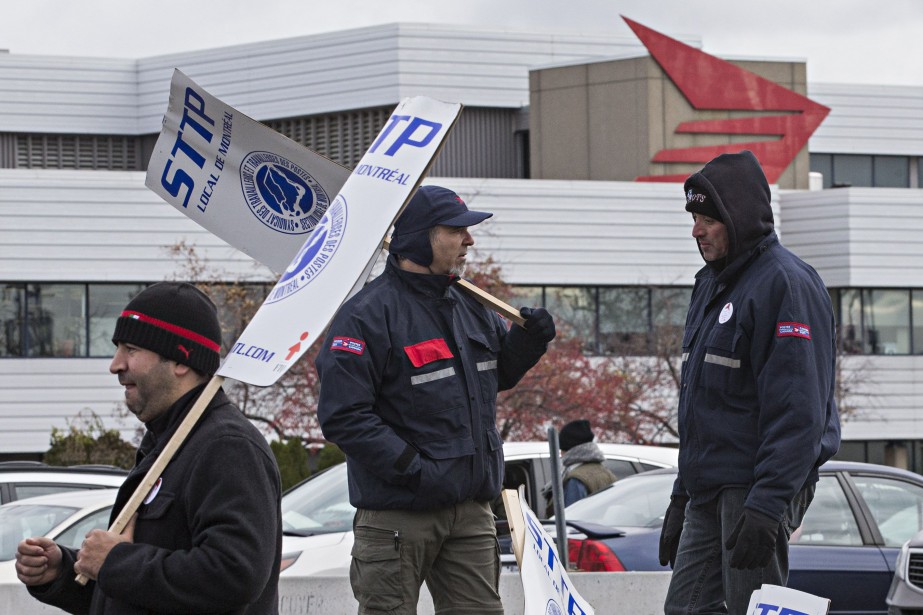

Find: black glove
519;307;556;344
725;509;781;569
658;495;688;567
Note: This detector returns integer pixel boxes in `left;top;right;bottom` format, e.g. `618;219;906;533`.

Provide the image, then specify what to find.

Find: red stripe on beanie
121;310;221;352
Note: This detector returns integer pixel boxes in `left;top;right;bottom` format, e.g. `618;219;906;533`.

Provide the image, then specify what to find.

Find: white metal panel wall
781;187;923;287
809;83;923;156
2;24;654;136
839;355;923;441
136;24;653;134
447;177;780;286
0;55;139;134
0;358;136;454
0;169;269;282
1;170;782;288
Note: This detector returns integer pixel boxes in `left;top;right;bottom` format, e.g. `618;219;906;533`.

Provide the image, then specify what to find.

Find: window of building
837;288;865;354
810;154;833;189
88;284;147;357
913;290;923;354
0;284;25;357
651;287;691;355
833;154;873;188
26;284;86;357
810;153;911;188
544;287;597;352
874;156;910;188
599;287;650;355
862;289;911;355
207;283;272;349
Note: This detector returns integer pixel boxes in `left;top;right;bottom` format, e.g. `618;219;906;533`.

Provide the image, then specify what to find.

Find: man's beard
449;262;467;277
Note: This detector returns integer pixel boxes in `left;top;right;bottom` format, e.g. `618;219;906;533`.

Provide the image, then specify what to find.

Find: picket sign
746;584;831;615
747;583;830;615
502;489;596;615
75;70;461;585
146;70;524;329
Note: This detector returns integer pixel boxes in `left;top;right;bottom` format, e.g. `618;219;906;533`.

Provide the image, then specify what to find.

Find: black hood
684;150;774;268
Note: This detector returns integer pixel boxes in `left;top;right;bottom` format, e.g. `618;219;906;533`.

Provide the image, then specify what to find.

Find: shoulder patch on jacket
331;336;365;355
404;338;454;367
777;322;811;339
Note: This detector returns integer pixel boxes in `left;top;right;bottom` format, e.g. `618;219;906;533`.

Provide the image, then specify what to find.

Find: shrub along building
1;19;922;469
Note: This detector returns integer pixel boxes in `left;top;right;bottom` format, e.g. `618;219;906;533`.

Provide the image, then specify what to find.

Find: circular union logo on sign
239;150;330;235
545;599;563;615
265;195;347;304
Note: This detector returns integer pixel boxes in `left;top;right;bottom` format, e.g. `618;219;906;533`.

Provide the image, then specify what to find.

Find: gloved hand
519;307;556;345
658;495;689;567
725;509;781;569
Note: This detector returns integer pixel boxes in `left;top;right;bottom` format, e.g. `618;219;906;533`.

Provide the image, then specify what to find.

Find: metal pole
547;426;569;568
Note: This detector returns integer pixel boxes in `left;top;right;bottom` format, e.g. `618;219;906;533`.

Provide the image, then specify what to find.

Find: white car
0;462;127;504
0;489;118;584
280;441;678;577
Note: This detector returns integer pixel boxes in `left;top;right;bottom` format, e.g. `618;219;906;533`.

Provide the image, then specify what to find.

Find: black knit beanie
112;282;222;375
559;420;594;451
683;177;723;222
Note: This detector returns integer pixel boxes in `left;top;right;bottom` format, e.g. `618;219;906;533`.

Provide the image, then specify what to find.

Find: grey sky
2;0;922;86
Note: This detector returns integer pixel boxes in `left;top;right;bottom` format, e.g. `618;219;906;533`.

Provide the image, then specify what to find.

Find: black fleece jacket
29;385;282;615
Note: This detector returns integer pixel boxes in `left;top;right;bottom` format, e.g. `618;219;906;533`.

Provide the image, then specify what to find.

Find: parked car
279;441;678;576
526;461;923;615
886;529;923;613
0;489;118;584
0;461;127;504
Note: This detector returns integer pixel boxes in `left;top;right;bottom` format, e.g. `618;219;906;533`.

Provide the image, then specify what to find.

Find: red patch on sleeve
776;322;811;339
330;336;365;355
404;338;454;367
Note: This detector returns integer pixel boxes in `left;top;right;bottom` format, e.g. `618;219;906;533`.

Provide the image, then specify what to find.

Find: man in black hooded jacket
659;151;840;614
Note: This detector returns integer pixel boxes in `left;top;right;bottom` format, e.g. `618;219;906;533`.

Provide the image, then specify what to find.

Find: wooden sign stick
75;375;225;585
501;489;527;569
380;237;526;327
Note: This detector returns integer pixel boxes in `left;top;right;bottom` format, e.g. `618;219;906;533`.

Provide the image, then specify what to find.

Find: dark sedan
545;461;923;615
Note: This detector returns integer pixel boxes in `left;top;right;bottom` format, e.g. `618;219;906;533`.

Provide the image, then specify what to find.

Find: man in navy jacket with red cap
659;151;840;615
317;184;555;615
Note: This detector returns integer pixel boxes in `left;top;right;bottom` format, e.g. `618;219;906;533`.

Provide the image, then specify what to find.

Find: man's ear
172;361;192;378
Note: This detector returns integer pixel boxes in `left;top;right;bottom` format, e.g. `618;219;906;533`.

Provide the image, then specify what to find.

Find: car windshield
0;503;79;561
564;471;675;528
281;464;354;536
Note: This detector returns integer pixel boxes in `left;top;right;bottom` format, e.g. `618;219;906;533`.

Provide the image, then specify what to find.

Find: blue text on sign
160;87;215;208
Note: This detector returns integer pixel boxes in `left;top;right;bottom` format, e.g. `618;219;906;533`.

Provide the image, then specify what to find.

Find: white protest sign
145;71;525;327
214;97;461;386
746;584;830;615
520;500;595;615
145;69;351;274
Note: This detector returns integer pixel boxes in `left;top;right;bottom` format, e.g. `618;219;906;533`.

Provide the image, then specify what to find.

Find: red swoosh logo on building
623;17;830;183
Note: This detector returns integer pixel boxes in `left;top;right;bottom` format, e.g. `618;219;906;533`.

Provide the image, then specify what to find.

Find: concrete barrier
2;571;673;614
280;571;673;614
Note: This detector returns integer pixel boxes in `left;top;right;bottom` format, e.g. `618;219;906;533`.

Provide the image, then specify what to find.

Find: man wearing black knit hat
317;185;556;615
16;282;282;615
542;419;616;516
660;152;840;615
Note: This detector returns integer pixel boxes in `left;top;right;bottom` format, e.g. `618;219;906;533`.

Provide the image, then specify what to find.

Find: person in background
16;282;282;615
559;419;617;506
660;151;840;615
544;419;616;516
316;185;556;615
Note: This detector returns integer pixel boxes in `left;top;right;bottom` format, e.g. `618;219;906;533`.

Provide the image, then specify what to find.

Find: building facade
1;22;923;469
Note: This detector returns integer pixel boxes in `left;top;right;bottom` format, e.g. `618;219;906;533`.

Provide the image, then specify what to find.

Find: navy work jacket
676;233;841;521
316;256;546;511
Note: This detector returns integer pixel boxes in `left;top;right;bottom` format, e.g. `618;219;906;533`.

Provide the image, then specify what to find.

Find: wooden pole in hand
75;375;225;585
